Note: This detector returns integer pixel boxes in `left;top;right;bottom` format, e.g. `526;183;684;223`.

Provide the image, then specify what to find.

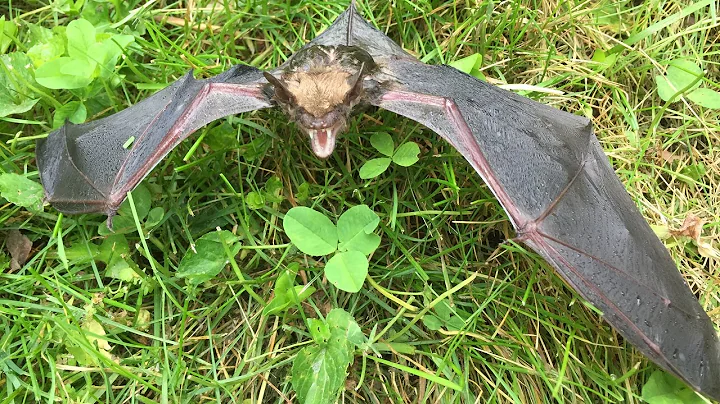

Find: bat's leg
379;90;524;226
109;83;267;211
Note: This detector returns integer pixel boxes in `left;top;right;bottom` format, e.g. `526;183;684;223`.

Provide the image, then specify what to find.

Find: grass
1;0;719;402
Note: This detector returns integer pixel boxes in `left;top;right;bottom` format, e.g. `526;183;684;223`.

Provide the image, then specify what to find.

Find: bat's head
264;45;376;158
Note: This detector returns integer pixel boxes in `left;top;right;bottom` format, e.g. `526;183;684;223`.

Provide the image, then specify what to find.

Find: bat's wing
370;58;720;399
37;65;272;220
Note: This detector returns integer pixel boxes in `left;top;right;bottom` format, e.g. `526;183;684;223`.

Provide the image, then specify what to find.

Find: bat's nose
308;119;329;129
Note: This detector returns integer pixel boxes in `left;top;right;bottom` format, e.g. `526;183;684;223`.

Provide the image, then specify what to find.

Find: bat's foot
105;210;118;231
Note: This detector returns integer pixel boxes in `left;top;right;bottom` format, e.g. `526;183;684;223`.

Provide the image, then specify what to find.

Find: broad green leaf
63;243;100;263
296;182;310;202
263;294;291;316
308;318;331;343
246;191;265;209
423;315;443;331
145;207;165;227
65;243;100;263
449;53;485;79
325;251;368;293
446;316;466;331
359;158;391;179
264;265;299;315
66;19;96;60
116;184;152;221
0;173;44;213
265;176;283;194
97;34;134;78
290;284;316;304
0;53;39;117
0;95;37;117
0;16;18;54
52;101;86;128
265;284;317;316
61;57;96;77
680;163;706;184
275;266;297;294
292;308;360;404
105;256;138;281
99;215;139;235
82;318;112;356
283;207;338;256
98;233;130;264
642;370;703;404
35;57;95;89
392;142;421;167
337;205;381;255
326;308;366;347
205;122;239;151
655;59;703;102
176;230;242;286
369;132;394;156
240;136;269;161
449;53;481;74
687;88;720;109
434;299;453;321
27;29;65;66
98;234;137;281
291;342;350;404
591;49;618;71
263;176;284;203
592;3;624;30
86;42;108;72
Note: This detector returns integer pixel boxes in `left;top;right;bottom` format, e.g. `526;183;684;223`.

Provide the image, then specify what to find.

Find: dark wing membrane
371;59;720;399
37;65;271;217
281;3;413;67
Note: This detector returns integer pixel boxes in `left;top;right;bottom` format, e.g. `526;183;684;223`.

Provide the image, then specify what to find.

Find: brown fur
285;69;352;117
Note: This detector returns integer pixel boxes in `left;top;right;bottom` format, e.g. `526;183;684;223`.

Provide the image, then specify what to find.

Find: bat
36;2;720;400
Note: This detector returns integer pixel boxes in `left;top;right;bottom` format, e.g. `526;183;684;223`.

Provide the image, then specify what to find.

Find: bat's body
36;3;720;400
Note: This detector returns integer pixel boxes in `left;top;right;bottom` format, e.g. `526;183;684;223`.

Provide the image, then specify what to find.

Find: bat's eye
263;72;295;104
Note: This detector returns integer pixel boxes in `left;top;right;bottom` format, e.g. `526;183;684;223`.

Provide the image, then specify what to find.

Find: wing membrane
37;65;271;217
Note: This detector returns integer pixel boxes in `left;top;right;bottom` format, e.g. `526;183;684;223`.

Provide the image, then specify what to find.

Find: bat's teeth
309;127;336;158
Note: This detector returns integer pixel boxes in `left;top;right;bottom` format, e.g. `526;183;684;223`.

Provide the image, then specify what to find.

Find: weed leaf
392;142;421;167
292;309;364;403
359;158;391;179
0;173;44;213
370;132;394;156
325;251;368;293
284;207;338;256
177;230;242;286
641;370;703;404
687;88;720;109
655;59;703;101
337;205;381;255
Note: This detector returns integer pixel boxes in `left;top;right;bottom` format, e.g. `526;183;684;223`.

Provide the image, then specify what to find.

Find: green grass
1;0;719;402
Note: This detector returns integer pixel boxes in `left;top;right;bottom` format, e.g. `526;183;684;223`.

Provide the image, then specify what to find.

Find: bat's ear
344;62;365;104
263;72;295;104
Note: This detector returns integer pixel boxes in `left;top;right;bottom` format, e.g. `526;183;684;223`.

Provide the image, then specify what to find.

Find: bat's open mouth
308;127;337;158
